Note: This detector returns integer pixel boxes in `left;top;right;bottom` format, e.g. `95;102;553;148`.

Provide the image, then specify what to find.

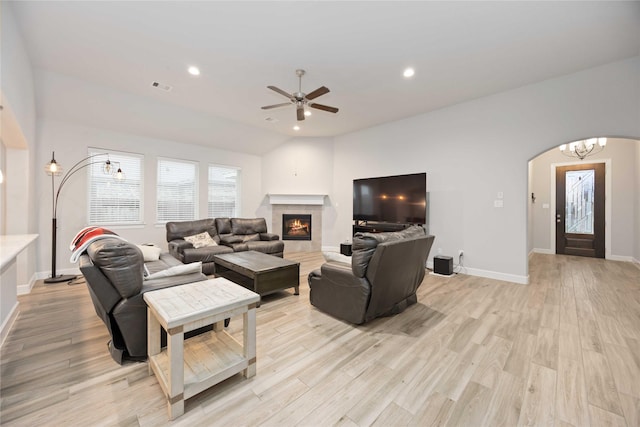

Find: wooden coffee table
144;278;260;420
213;251;300;298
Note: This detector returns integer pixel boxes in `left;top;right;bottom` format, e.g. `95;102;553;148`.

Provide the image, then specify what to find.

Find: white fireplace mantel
268;194;326;205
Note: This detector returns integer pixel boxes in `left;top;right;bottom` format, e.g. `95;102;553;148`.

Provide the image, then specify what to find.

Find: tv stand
353;221;414;235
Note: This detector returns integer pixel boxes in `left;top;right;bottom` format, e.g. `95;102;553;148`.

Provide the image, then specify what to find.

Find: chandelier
559;138;607;160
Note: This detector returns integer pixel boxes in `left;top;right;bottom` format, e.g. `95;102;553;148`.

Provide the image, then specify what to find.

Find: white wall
0;2;38;331
530;138;639;259
259;137;336;246
0;143;5;234
35;119;263;275
329;57;640;283
636;142;640;263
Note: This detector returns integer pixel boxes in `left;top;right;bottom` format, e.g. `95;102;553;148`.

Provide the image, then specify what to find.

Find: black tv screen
353;173;426;224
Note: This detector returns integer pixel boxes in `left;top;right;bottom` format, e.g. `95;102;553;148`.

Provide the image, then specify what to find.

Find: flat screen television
353;172;426;224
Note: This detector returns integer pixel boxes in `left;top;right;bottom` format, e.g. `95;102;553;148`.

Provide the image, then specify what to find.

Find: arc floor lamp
44;152;124;283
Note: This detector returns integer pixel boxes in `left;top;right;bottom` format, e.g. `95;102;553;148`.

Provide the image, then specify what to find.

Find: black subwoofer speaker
434;255;453;276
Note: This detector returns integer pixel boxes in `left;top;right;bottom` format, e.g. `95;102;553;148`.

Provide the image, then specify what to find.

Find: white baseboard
531;250;636;264
607;254;635;262
460;266;529;285
426;261;529;285
532;248;555;255
321;245;340;253
17;272;39;295
0;302;19;348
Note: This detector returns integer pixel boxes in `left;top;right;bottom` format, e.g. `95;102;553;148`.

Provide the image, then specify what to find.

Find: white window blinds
157;158;198;222
88;149;143;225
208;165;239;218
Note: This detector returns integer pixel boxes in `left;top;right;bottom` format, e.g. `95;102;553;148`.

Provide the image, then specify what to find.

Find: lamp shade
45;152;63;176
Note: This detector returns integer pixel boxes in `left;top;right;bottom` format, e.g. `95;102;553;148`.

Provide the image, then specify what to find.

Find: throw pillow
184;232;217;249
322;251;352;265
136;244;161;262
144;261;202;280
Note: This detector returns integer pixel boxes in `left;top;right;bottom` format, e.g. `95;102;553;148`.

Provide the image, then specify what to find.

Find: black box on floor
340;243;352;256
434;255;453;276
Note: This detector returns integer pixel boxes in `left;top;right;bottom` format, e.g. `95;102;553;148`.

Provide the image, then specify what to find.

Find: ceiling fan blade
309;103;339;113
268;86;294;100
261;103;291;110
305;86;330;100
297;106;305;121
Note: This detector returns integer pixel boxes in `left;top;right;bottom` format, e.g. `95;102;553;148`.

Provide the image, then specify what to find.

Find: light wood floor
1;253;640;426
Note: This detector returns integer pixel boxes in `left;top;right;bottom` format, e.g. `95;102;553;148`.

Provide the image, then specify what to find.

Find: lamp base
44;274;77;284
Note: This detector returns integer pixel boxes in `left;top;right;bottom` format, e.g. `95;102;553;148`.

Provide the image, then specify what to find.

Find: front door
555;163;605;258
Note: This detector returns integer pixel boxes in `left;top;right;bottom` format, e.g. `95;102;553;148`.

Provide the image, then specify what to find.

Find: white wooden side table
144;277;260;420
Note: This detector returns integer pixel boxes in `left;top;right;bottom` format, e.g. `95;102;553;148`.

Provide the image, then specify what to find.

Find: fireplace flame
290;219;305;231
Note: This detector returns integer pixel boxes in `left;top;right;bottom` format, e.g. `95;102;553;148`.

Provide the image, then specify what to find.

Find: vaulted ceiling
10;1;640;154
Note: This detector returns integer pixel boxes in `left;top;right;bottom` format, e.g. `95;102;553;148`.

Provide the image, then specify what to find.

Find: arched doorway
527;137;639;264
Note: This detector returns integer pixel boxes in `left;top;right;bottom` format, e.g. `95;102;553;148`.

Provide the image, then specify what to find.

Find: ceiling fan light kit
262;69;339;121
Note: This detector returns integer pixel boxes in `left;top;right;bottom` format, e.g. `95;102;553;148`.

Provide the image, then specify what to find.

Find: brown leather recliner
308;226;435;324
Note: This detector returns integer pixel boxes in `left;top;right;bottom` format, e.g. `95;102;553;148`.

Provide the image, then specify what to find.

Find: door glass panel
565;170;595;234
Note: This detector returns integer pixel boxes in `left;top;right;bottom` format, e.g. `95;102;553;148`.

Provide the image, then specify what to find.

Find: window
157;158;198;222
88;148;143;225
208;165;240;218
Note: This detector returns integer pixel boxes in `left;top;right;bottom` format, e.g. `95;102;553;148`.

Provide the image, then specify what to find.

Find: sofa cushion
183;245;234;263
184;231;218;248
231;218;268;235
136;244;161;262
246;240;284;254
242;233;261;242
220;235;243;244
166;218;219;244
215;217;232;234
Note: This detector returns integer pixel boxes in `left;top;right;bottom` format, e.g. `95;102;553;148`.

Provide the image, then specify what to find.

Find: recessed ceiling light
403;67;415;78
293;125;300;131
188;66;200;76
304;110;311;117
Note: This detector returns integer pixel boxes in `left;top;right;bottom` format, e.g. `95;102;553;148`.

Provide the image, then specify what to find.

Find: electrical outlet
458;250;464;258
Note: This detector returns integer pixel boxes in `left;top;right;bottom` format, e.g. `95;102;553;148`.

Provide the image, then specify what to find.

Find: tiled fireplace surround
269;195;324;252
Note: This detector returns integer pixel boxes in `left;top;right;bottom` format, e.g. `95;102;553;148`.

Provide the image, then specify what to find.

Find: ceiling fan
261;69;339;121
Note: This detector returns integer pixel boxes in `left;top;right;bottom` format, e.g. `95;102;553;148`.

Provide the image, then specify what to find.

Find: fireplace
282;214;312;241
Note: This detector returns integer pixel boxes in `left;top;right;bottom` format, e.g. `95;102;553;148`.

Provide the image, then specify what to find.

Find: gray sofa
79;237;208;364
166;217;284;275
308;226;435;324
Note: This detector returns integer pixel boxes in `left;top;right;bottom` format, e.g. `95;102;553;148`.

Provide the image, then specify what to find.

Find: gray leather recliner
79;237;208;364
308;226;435;324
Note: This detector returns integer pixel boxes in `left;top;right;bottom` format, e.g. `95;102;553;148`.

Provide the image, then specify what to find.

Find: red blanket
70;226;127;263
